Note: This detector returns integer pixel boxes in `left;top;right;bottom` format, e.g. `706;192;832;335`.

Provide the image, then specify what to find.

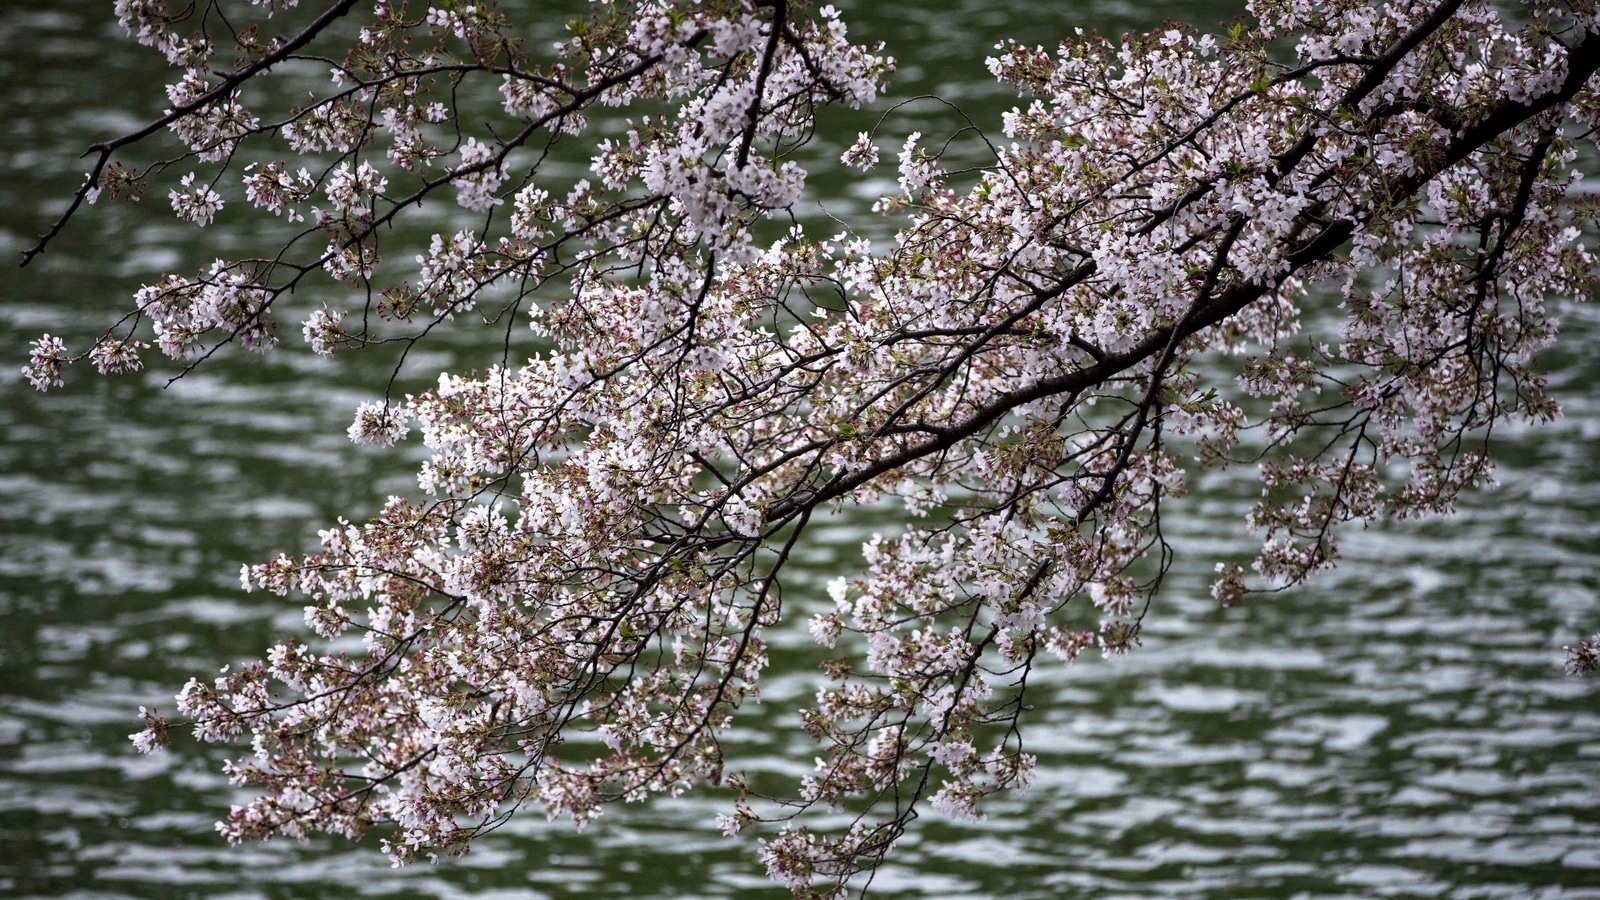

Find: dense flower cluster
21;0;1600;894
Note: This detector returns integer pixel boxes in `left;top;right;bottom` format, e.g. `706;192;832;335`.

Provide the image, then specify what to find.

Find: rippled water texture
3;0;1599;896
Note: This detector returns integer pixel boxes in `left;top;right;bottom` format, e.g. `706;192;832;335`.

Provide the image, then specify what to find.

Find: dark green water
2;1;1599;897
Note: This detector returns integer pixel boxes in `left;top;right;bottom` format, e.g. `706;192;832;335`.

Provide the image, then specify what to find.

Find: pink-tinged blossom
895;131;939;193
347;401;409;446
500;75;560;120
129;706;169;754
381;107;438;170
242;162;312;221
89;337;148;375
22;334;68;391
301;307;344;356
163;69;257;161
324;161;386;219
840;132;879;170
115;0;176;54
152;320;203;360
1567;635;1600;676
283;103;363;154
450;137;506;212
170;172;223;225
928;781;985;822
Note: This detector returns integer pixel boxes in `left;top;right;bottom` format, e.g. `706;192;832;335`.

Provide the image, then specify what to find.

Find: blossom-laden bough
22;0;1600;894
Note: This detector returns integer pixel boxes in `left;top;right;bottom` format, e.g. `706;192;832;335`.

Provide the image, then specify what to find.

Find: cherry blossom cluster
20;0;1600;895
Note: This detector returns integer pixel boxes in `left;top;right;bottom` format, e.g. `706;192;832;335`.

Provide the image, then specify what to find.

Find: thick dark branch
1269;0;1469;183
736;0;787;170
767;24;1600;525
1138;0;1469;238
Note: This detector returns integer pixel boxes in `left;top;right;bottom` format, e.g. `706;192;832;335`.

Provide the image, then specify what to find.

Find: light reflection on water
3;0;1600;896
